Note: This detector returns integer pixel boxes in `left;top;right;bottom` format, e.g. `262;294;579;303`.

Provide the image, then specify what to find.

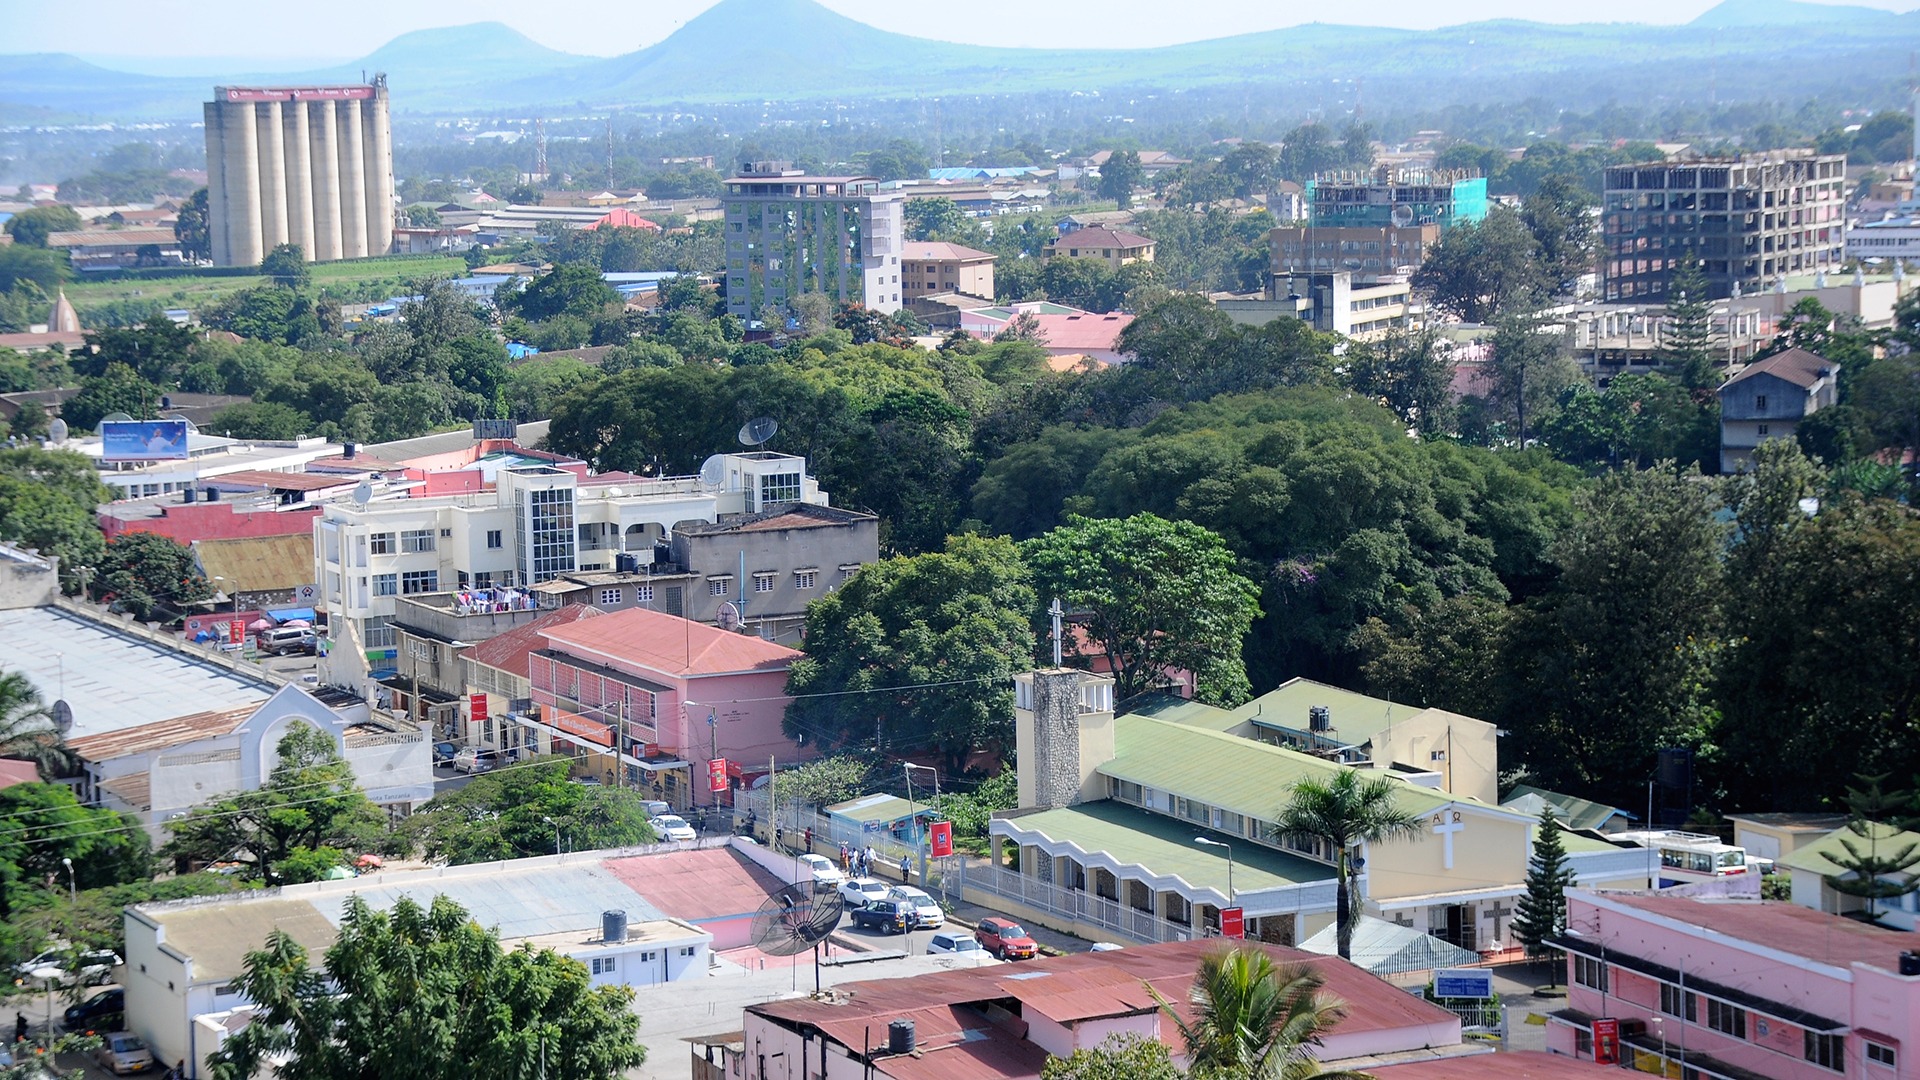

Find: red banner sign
709;758;729;793
1592;1019;1621;1066
929;820;954;858
1220;906;1245;940
468;693;487;720
227;621;243;645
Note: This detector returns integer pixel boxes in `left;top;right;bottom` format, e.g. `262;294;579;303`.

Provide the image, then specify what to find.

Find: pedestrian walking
13;1011;25;1043
899;853;911;881
775;823;784;851
804;826;813;852
839;842;850;873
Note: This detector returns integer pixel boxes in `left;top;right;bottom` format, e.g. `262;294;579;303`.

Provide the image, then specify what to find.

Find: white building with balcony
314;451;831;676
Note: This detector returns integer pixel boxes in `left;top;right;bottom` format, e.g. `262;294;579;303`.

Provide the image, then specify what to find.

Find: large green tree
207;894;644;1080
1519;174;1598;297
97;530;210;620
1658;259;1719;392
174;188;210;262
1041;1034;1180;1080
1504;466;1723;806
1822;775;1920;923
1025;513;1261;705
0;674;78;783
165;722;396;883
404;758;658;864
785;535;1036;773
60;363;159;433
0;447;110;590
3;206;82;248
1097;151;1146;209
1411;206;1548;323
1153;946;1368;1080
512;262;621;323
0;780;149;922
1475;310;1581;445
1273;770;1423;962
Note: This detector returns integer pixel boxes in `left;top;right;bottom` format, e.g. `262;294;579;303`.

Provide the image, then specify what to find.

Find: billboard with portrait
100;420;190;461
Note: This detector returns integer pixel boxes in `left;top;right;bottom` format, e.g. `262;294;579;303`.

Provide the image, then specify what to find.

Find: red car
975;917;1038;960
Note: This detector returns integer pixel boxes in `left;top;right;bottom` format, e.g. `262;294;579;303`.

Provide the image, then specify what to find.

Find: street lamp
1193;837;1236;925
541;816;560;855
28;966;59;1048
60;858;74;905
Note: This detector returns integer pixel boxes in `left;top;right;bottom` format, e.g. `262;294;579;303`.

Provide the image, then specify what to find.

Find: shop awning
267;607;316;622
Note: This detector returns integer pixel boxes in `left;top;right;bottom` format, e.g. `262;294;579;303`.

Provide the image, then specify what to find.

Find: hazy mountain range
2;0;1916;123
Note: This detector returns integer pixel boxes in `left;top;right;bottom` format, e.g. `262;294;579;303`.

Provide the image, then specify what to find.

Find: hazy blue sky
21;0;1918;64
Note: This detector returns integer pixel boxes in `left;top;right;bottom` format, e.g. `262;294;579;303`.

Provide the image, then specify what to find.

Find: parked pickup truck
849;899;916;934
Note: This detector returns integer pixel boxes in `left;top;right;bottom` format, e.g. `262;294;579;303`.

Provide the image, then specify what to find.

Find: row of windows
707;570;822;596
596;586;656;606
1601;960;1881;1074
371;572;442;597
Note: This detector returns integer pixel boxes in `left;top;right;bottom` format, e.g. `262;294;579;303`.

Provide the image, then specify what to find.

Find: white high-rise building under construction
202;79;394;267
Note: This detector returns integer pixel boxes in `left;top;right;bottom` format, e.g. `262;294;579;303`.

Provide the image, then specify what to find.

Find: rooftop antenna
606;116;615;188
534;118;548;181
748;883;844;994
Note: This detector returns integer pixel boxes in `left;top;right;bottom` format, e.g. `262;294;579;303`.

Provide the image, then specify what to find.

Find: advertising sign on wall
100;420;189;461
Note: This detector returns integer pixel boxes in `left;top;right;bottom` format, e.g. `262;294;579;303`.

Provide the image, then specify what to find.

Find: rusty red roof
1604;892;1920;970
464;604;603;679
539;606;799;678
1372;1051;1615;1078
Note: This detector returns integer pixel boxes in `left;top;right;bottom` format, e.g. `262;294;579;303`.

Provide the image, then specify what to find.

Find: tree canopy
208;894;644;1080
405;758;659;863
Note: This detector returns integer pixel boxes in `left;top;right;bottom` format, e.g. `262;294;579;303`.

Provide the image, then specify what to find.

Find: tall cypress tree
1512;805;1577;982
1660;259;1718;393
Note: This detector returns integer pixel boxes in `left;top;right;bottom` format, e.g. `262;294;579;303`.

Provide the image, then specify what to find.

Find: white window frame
795;570;818;590
753;572;776;593
599;588;623;606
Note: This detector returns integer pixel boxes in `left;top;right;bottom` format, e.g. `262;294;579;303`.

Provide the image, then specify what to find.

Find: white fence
956;862;1198;945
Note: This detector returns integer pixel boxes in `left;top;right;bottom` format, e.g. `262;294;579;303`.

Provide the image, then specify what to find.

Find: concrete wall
1370;709;1499;806
1365;804;1531;905
0;547;58;609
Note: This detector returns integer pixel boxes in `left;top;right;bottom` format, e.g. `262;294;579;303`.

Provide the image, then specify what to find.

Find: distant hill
1690;0;1894;26
4;0;1920;121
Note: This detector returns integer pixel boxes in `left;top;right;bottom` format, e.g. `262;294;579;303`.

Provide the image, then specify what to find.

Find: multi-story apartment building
1549;889;1920;1078
1602;151;1847;302
1268;168;1484;285
314;449;838;672
1041;227;1156;269
901;242;996;300
722;162;904;319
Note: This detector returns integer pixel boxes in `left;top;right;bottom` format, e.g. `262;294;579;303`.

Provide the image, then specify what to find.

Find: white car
798;853;845;888
649;814;696;842
15;948;120;984
838;877;889;908
887;886;943;928
926;931;992;958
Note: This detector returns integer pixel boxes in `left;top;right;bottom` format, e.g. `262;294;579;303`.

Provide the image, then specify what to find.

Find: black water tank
180;488;195;504
344;442;358;460
602;910;628;944
888;1019;915;1055
204;487;221;502
1657;747;1692;790
1901;951;1920;977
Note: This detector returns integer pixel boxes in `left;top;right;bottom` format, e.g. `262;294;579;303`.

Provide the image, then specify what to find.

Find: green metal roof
1779;821;1920;876
1503;785;1634;833
1104;713;1467;823
1145;678;1428;742
998;800;1334;895
1560;829;1636;855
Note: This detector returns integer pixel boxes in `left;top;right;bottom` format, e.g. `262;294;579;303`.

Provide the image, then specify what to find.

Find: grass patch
62;254;468;316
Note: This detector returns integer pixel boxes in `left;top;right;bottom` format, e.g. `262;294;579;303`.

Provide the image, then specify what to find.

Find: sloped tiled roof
1721;347;1834;391
464;604;604;679
539;607;799;678
902;242;994;262
1048;226;1154;250
192;534;316;593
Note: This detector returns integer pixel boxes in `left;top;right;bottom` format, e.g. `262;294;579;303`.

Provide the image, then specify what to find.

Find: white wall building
314;451;829;668
71;682;431;839
76;433;342;500
125;849;713;1078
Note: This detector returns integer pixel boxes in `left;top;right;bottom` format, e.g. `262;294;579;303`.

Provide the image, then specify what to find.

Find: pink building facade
1548;889;1920;1078
525;608;807;811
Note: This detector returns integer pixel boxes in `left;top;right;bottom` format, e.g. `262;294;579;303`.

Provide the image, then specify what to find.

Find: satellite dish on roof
748;882;844;992
47;418;67;444
49;700;72;737
717;602;741;632
351;481;373;506
1390;204;1415;228
699;455;727;488
738;416;778;447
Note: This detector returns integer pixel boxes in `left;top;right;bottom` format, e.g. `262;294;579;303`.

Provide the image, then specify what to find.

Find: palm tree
0;670;76;778
1153;946;1373;1080
1273;769;1423;962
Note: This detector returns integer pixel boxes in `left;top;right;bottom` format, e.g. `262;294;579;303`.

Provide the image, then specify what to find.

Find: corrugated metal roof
993;800;1332;896
193;534;316;593
602;847;784;923
540;607;798;678
69;702;262;762
1106;714;1461;822
98;771;152;810
304;859;667;942
147;898;340;982
464;604;603;678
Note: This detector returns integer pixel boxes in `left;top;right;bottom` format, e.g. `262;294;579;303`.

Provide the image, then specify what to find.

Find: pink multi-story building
523;606;808;809
1548;889;1920;1078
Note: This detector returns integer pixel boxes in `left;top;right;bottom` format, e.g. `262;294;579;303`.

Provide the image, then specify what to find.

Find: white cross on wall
1432;809;1465;870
